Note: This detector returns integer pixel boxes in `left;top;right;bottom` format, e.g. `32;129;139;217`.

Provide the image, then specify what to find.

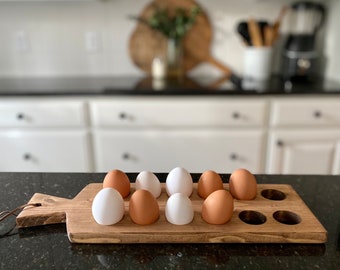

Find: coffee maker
282;1;326;83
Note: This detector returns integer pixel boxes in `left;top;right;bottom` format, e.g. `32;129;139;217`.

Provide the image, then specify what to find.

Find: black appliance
282;1;326;83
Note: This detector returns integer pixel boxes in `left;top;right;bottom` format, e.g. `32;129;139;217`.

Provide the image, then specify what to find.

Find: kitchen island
0;172;339;269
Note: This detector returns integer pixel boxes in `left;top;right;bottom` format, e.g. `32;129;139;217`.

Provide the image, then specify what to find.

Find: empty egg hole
273;211;302;225
261;189;286;201
239;210;267;225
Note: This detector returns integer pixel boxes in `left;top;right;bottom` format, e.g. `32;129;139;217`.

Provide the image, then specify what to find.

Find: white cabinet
0;100;86;127
3;94;340;174
270;98;340;127
93;129;265;173
90;98;268;128
0;98;92;172
266;97;340;174
267;130;340;174
0;130;91;172
90;97;268;173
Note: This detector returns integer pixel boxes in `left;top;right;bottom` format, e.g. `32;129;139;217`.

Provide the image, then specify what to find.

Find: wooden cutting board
16;183;327;244
128;0;232;76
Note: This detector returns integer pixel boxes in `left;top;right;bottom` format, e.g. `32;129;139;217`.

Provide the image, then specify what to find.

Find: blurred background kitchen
1;0;340;175
0;0;337;80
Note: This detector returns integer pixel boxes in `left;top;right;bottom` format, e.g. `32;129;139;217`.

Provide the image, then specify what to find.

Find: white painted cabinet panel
0;98;91;172
270;98;340;127
0;100;87;127
267;96;340;175
90;97;267;173
0;130;92;172
266;130;340;174
90;97;268;128
93;129;265;173
2;94;339;174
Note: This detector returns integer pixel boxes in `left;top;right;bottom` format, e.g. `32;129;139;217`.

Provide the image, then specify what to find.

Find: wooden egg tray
16;183;327;244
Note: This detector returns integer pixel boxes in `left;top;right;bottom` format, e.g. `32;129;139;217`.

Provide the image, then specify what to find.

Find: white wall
0;0;337;81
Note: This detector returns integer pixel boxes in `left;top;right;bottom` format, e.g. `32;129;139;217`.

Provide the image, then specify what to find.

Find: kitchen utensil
264;25;275;46
248;19;263;47
237;22;252;46
258;21;269;43
237;20;269;47
16;183;327;244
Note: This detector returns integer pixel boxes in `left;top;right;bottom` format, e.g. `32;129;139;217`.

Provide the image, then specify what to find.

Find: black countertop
1;172;340;269
1;75;340;96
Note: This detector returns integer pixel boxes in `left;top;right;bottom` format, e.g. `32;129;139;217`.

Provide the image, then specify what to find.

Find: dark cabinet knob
122;153;130;160
17;113;24;120
23;153;31;160
232;112;240;119
313;110;322;118
277;140;284;147
119;112;127;119
230;153;238;160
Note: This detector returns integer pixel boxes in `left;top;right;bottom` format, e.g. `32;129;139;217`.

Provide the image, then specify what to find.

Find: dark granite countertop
1;75;340;96
0;172;339;269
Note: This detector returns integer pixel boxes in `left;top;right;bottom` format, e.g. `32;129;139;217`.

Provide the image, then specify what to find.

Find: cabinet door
267;130;340;174
0;131;92;172
93;129;265;173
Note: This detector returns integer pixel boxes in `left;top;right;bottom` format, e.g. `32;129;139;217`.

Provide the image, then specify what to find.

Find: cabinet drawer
271;98;340;127
0;131;91;172
0;100;87;127
90;98;268;127
93;129;265;173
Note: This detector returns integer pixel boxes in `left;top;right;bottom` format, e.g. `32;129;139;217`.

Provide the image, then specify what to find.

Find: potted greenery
130;5;201;77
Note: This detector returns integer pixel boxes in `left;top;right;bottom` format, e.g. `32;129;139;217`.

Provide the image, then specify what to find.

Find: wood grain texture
248;19;263;47
128;0;232;76
264;25;275;47
16;183;327;244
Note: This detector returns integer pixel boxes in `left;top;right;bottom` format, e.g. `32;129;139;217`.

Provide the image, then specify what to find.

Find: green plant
130;5;201;41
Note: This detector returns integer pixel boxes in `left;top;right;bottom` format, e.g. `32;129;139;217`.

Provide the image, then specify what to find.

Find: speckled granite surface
1;173;339;269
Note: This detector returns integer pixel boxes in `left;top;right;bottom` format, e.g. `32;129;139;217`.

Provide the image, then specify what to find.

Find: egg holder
16;183;327;244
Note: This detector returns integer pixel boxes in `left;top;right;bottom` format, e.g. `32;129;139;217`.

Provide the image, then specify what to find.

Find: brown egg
129;189;159;225
229;168;257;200
197;170;224;199
201;190;234;225
103;169;130;198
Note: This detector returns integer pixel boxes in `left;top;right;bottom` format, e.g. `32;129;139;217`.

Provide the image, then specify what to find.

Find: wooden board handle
207;56;233;76
16;193;71;227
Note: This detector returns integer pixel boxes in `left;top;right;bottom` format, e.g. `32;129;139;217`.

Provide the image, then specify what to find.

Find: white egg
135;171;162;198
165;193;194;225
166;167;193;196
92;188;125;225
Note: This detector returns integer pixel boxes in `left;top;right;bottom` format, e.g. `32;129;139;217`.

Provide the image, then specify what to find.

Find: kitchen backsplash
0;0;338;81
